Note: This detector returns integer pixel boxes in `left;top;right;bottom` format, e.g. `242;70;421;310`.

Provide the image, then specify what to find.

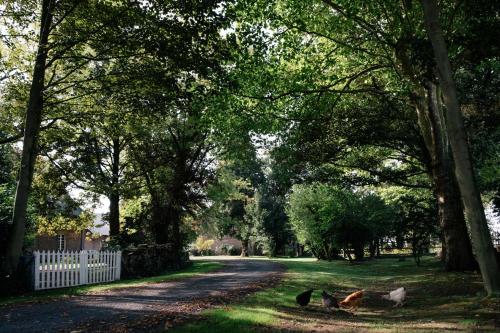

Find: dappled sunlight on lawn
170;257;500;333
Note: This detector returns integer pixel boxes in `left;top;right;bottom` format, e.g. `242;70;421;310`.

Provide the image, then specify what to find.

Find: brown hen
339;290;364;311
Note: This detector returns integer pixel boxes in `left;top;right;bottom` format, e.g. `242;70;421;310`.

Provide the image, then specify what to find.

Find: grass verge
0;261;223;307
171;257;500;333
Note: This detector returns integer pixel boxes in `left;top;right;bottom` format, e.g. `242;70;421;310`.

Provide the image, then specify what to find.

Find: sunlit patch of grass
173;306;281;333
0;261;223;306
170;256;500;333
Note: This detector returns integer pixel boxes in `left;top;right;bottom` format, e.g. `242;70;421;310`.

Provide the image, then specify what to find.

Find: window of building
57;234;65;251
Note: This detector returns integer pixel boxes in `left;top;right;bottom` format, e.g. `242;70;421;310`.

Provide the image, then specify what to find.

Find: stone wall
121;243;191;278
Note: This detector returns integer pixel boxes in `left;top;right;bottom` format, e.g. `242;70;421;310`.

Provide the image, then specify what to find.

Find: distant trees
287;183;394;261
202;162;261;257
287;183;440;264
378;186;439;265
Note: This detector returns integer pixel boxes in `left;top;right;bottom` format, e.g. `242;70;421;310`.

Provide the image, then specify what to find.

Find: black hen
321;291;339;310
296;289;314;306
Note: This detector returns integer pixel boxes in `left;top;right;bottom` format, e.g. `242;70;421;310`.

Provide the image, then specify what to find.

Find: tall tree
234;0;478;271
42;96;131;238
420;0;500;295
130;104;216;250
6;0;54;274
2;0;141;273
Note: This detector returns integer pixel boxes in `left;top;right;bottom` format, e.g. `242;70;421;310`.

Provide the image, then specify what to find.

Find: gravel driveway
0;258;284;333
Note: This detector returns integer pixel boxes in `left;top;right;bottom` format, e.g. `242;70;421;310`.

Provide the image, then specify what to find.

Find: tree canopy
1;0;499;295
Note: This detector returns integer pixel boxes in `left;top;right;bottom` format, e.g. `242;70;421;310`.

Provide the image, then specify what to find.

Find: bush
194;236;215;256
287;183;393;261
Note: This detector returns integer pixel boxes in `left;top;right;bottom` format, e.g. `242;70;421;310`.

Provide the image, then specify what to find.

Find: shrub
194;236;215;256
287;183;392;261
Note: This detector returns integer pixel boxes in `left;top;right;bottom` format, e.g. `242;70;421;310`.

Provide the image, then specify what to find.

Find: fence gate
33;250;121;290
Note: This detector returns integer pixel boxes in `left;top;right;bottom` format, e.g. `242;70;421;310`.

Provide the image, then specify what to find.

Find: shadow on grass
0;261;223;307
170;257;500;333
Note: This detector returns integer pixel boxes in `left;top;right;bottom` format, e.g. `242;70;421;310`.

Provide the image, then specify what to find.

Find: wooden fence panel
33;250;121;290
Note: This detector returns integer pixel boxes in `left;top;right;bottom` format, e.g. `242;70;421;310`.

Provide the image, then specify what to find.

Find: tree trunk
108;138;121;237
170;205;181;252
151;203;169;244
414;82;477;271
421;0;500;295
241;239;249;257
353;244;364;261
5;0;53;275
433;161;477;271
439;232;446;262
108;192;120;237
369;240;376;258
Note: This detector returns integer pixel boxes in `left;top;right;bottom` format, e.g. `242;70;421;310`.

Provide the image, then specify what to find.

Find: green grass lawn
171;257;500;333
0;261;223;307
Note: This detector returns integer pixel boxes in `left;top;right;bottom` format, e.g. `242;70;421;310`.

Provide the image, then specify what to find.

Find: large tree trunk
108;138;121;237
108;192;120;237
170;205;181;252
414;82;477;271
395;26;477;272
151;203;170;244
4;0;53;275
433;165;477;271
151;201;182;248
421;0;500;296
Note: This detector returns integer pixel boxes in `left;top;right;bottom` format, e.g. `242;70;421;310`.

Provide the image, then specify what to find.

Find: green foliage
242;191;271;254
0;183;14;226
31;160;94;236
0;0;497;274
378;186;438;265
194;236;215;256
115;196;153;246
0;145;15;226
0;145;16;255
203;164;253;239
288;183;394;260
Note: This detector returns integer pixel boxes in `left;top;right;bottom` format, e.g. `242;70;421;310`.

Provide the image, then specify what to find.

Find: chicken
321;291;339;311
296;289;314;307
382;287;406;307
339;290;364;311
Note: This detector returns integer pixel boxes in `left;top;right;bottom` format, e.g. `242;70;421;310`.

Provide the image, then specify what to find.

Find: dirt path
0;258;284;333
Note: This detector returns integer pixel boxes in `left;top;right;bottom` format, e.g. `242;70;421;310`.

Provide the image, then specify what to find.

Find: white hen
382;287;406;307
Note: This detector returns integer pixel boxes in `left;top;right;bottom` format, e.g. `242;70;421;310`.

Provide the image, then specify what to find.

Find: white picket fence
33;250;121;290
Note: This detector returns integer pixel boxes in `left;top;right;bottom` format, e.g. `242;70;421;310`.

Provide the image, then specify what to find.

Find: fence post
34;251;40;290
79;250;88;285
116;251;122;280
